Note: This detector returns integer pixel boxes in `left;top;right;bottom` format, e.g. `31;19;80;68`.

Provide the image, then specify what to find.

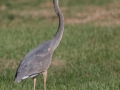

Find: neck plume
51;0;64;51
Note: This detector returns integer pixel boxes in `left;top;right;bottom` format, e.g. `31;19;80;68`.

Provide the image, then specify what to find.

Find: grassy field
0;0;120;90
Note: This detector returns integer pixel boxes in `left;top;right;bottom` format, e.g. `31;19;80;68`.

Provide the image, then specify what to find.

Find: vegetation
0;0;120;90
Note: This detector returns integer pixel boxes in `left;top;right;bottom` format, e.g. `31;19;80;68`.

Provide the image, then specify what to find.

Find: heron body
14;0;64;90
14;40;53;82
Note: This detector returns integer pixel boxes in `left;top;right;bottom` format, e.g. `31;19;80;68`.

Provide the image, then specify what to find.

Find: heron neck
51;0;64;51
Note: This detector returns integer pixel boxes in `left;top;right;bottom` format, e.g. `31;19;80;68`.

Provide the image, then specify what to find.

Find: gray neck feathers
51;0;64;51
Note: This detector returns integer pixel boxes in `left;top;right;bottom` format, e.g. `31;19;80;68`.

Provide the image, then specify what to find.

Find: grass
0;0;120;90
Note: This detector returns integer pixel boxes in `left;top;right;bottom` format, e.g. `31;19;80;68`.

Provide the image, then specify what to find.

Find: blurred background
0;0;120;90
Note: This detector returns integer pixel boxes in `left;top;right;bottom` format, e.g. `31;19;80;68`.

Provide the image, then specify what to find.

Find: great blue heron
14;0;64;90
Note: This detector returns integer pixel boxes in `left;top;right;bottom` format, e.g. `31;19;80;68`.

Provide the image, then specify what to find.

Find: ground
0;0;120;90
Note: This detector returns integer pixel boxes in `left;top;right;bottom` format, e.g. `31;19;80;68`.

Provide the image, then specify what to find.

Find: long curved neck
51;0;64;51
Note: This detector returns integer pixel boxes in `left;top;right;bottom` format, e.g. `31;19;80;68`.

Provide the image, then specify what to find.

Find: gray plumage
14;0;64;90
14;40;52;82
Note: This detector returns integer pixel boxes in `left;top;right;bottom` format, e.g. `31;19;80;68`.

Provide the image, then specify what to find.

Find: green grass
0;0;120;90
